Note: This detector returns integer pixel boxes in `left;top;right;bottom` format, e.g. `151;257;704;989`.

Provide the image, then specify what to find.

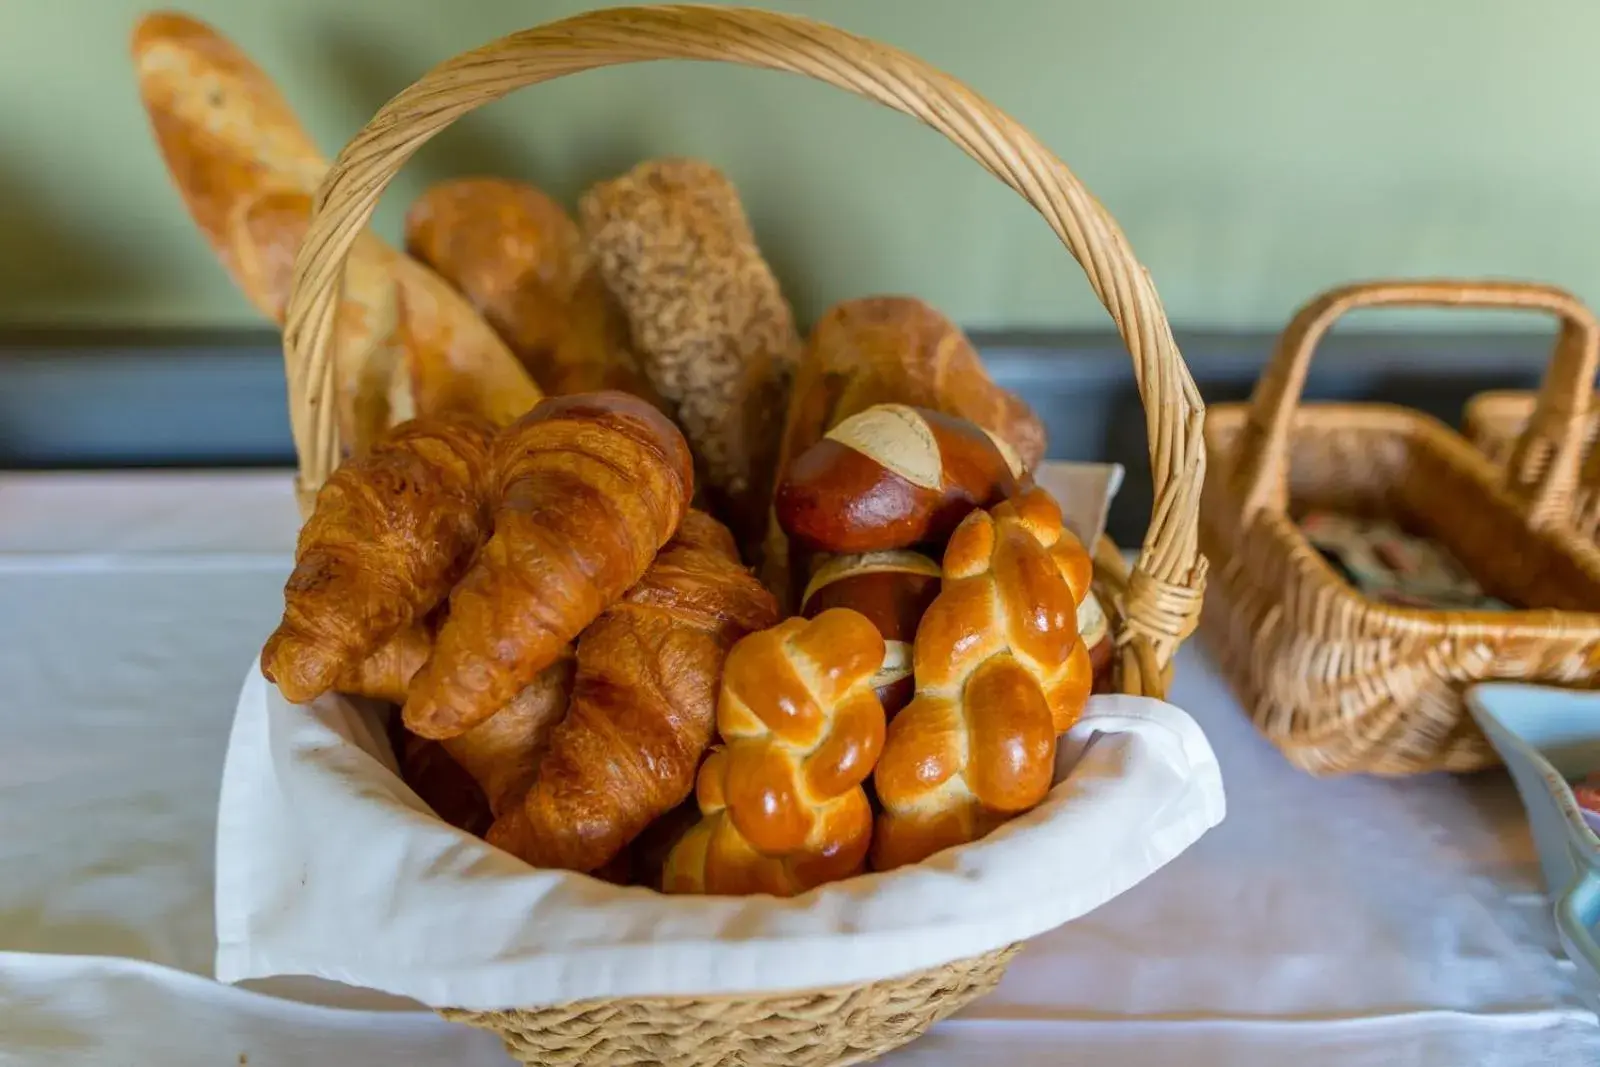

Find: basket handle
1235;279;1600;527
280;4;1208;698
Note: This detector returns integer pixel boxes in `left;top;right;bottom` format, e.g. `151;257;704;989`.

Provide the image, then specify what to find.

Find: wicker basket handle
1236;279;1600;527
279;4;1208;697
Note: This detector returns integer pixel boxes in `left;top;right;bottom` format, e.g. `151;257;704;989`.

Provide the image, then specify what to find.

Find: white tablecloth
1;471;1595;1066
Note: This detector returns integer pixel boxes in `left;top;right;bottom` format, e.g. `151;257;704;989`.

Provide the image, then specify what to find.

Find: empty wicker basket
1201;279;1600;777
273;6;1210;1065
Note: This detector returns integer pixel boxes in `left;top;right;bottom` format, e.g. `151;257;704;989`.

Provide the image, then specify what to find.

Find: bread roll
404;178;660;402
872;488;1093;871
762;296;1045;599
1079;589;1115;691
775;404;1023;554
663;609;887;896
581;158;799;555
799;550;941;717
774;295;1046;478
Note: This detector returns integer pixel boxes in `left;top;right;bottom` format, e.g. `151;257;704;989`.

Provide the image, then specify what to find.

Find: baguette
132;12;540;453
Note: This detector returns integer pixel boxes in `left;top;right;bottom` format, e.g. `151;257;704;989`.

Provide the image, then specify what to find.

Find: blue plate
1468;684;1600;1008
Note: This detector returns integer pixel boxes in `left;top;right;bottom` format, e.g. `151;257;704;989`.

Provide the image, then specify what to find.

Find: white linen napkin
214;672;1223;1011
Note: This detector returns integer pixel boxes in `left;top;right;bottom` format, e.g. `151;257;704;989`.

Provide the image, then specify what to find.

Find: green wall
4;0;1599;331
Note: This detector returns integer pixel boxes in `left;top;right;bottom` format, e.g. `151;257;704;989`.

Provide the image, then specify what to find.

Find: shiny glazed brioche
487;511;779;872
872;487;1093;871
581;158;799;551
402;391;694;740
663;609;887;896
260;414;495;704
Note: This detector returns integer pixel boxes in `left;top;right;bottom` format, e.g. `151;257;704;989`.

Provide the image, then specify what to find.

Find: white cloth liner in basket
214;666;1224;1012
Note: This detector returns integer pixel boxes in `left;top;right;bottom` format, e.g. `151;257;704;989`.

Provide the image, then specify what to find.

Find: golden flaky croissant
402;392;694;740
663;609;887;896
261;414;495;704
332;617;435;704
388;718;493;838
486;510;779;872
441;655;576;818
872;488;1093;871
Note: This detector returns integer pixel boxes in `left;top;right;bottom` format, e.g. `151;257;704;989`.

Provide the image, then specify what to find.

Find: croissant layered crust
403;391;694;740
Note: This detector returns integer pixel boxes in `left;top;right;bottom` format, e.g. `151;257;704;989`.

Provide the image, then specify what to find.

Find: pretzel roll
872;487;1092;871
1079;589;1114;689
800;550;941;717
775;404;1022;554
662;609;887;896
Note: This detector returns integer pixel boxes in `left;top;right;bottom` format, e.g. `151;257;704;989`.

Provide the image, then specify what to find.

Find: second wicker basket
1202;279;1600;776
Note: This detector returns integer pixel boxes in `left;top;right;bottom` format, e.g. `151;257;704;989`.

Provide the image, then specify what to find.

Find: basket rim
1204;401;1600;638
438;942;1022;1014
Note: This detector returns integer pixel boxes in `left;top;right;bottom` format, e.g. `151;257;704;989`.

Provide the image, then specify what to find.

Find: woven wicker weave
274;6;1209;1064
1466;390;1600;540
1202;279;1600;777
439;945;1020;1067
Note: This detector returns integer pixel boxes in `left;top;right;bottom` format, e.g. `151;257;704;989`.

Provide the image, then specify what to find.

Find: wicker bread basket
276;7;1209;1065
1466;389;1600;540
1201;279;1600;778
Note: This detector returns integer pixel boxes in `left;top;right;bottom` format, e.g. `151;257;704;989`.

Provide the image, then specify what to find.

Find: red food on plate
1573;773;1600;815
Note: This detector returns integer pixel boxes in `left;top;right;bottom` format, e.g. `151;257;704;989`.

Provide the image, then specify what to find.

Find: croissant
387;716;492;837
486;510;779;872
871;487;1092;871
332;617;434;704
441;654;575;817
261;414;495;704
403;392;694;739
663;609;887;896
